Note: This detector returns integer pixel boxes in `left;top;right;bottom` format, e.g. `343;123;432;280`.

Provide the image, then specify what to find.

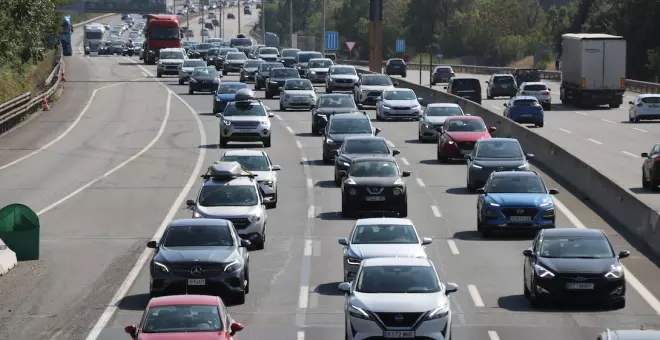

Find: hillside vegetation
257;0;660;82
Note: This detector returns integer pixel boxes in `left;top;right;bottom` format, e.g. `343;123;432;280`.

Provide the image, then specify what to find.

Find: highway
1;5;660;340
353;66;660;214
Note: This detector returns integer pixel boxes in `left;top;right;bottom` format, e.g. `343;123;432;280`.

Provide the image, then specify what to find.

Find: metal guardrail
341;60;660;94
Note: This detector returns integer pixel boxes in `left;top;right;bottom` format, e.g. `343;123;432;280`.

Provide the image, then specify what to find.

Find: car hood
485;193;552;207
383;99;419;107
348;244;427;259
538;257;616;275
424;116;450;125
444;131;491;142
215;93;236;100
472;158;526;167
197;205;260;217
160;59;184;64
157;246;236;264
360;85;394;91
351;292;448;313
339;153;392;162
139;332;230;340
250;170;275;182
223;116;268;123
259;54;278;59
350;176;400;186
271;76;297;82
328;133;371;143
315;108;358;115
181;67;196;72
227;59;246;64
243;67;258;72
284;90;315;96
329;74;359;80
310;67;330;72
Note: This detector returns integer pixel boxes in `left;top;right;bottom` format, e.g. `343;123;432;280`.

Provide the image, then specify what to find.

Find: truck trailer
61;15;73;56
84;24;104;55
560;33;626;108
143;14;182;65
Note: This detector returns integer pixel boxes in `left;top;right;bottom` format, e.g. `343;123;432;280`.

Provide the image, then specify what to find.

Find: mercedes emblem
516;209;525;215
190;265;203;276
394;314;404;323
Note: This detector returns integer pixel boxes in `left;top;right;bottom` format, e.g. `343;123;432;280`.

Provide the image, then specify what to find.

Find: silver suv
156;48;187;77
186;161;273;250
216;89;274;147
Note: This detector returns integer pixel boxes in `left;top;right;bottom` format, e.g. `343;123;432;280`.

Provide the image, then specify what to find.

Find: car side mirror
271;165;281;171
393;81;399;87
330;150;339;156
476;188;485;194
240;239;251;247
124;325;137;338
268;112;274;117
338;282;351;292
376;97;382;101
417;97;423;101
548;88;551;91
186;199;195;206
525;153;534;158
485;81;490;84
374;128;381;135
146;240;158;248
618;250;630;259
503;103;508;107
463;154;471;159
230;322;244;336
402;171;411;177
523;249;534;257
445;282;458;295
629;101;634;105
421;237;432;245
488;126;496;133
338;237;348;246
642;152;649;157
549;188;559;195
392;149;400;156
216;112;223;117
443;86;448;89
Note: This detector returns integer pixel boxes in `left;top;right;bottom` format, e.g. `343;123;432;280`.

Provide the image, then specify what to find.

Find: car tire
280;102;285;111
402;73;406;78
219;137;228;148
341;201;354;218
244;268;250;294
334;170;342;186
323;152;332;164
157;72;162;78
326;87;332;93
610;298;626;309
398;204;408;218
222;70;228;76
231;290;246;305
189;88;194;95
312;122;319;135
431;82;436;86
545;104;552;111
263;137;272;148
536;122;544;128
255;82;260;90
178;78;184;85
357;104;363;110
266;91;273;99
467;180;477;192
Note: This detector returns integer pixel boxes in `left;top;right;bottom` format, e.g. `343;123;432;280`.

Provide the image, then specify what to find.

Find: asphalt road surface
355;66;660;214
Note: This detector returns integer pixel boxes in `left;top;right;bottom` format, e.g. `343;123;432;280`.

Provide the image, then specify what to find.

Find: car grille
315;71;327;76
335;78;353;83
456;142;475;150
226;218;251;229
559;273;602;281
168;262;227;278
375;312;423;328
501;208;538;218
392;106;411;110
367;91;382;97
232;121;260;127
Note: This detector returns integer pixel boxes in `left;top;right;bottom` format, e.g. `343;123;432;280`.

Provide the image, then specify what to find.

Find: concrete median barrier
356;67;660;258
0;239;17;276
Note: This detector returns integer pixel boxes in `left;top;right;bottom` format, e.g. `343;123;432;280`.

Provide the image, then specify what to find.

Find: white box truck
560;33;626;108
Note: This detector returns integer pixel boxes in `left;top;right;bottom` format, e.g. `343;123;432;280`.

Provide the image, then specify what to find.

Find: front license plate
188;279;206;286
509;216;531;222
566;283;594;290
460;149;471;155
384;331;415;338
520;114;532;117
365;196;385;202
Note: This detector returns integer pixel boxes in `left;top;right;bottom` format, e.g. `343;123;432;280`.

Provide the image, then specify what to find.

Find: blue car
212;82;249;114
476;171;558;237
503;96;544;127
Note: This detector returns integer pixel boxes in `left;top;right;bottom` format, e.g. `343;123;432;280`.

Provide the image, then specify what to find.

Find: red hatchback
436;116;496;162
125;295;244;340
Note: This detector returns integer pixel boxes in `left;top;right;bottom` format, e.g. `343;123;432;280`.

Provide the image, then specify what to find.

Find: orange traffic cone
42;96;50;111
60;69;66;82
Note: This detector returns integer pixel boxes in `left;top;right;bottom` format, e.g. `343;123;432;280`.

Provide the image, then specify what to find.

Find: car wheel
312;122;319;135
219;137;228;148
222;70;228;76
323;152;332;164
157;72;162;78
341;201;354;218
266;91;273;99
334;170;342;186
262;137;271;148
189;88;193;95
280;102;285;111
398;204;408;218
523;278;531;299
231;290;246;305
326;87;332;93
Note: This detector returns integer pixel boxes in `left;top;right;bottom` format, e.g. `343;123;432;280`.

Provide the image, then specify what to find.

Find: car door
476;176;489;213
630;96;639;116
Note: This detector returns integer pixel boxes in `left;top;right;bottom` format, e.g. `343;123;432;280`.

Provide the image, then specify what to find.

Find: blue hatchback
503;96;544;127
213;82;249;114
476;171;557;237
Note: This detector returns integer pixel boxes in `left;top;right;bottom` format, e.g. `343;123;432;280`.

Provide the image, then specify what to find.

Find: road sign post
325;31;339;51
396;39;405;53
346;41;356;60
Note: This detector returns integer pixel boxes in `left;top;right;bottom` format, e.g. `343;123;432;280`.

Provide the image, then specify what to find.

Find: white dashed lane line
386;140;395;148
622;151;638;158
559;128;572;134
601;119;615;124
401;157;410;166
431;205;441;217
416;178;426;187
633;127;647;132
588;138;602;145
446;240;460;255
296;140;303;148
306;178;313;188
576;111;588;116
286;126;294;134
488;330;501;340
467;284;485;307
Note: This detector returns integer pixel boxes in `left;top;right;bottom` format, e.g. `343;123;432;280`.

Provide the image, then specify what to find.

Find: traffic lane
184;3;259;40
0;89;202;340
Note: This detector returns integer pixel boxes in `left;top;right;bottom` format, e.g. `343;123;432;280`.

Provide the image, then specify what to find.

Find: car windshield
259;48;278;54
207;49;219;56
271;69;299;77
285;80;313;90
343;139;389;154
261;64;283;71
361;75;392;86
282;49;300;58
452;79;481;90
494;76;514;84
198;186;258;206
426;106;463;117
192;68;218;77
330;67;356;75
329;118;371;134
224;103;266;117
522;84;546;91
356;265;440;293
220;155;270;171
539;236;614;259
184;60;206;67
445;119;486;132
297;53;322;62
113;42;124;47
384;90;416;100
231;38;252;46
244;60;264;68
389;59;404;65
318;96;355;108
351;224;418;244
434;67;452;74
86;31;103;39
149;27;179;40
513;99;540;106
227;53;247;60
141;305;223;333
309;60;333;68
220;49;238;56
160;51;183;59
476;141;523;158
217;84;248;94
641;97;660;104
163;225;234;247
488;175;547;194
349;161;398;177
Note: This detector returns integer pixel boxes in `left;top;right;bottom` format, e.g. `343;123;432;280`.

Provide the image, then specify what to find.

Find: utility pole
289;0;293;47
201;2;205;42
237;0;241;34
220;3;224;40
261;0;266;44
321;0;326;53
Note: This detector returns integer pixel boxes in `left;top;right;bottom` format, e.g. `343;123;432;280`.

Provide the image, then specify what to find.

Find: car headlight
269;80;277;84
154;261;169;273
260;120;270;126
393;188;403;195
393;178;404;185
248;214;261;222
426;306;449;320
223;120;231;126
285;94;290;99
348;304;371;320
326;139;333;144
471;164;482;169
533;264;555;278
346;257;362;265
348;188;357;195
310;71;316;74
424;123;431;128
341;162;350;167
488;202;499;207
193;211;202;218
539;201;553;207
604;264;624;280
190;78;197;83
265;180;274;187
517;164;530;170
382;105;391;109
213;79;220;83
345;178;356;185
224;260;241;272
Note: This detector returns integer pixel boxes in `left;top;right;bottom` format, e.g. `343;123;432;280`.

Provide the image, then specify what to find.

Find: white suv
517;82;552;110
156;48;187;77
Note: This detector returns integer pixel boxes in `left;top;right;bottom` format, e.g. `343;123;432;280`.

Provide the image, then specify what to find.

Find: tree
646;48;660;82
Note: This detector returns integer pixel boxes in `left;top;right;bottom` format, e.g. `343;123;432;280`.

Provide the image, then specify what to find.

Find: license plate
649;104;659;108
293;99;306;103
520;114;532;117
384;331;415;338
460;149;470;155
509;216;531;222
365;196;385;202
188;279;206;285
501;85;509;88
566;283;594;290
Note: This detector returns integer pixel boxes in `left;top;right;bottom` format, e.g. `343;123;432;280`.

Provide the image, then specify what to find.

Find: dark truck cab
512;68;540;89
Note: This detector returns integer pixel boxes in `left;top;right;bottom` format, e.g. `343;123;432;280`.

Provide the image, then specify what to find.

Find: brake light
637;103;643;107
653;156;660;163
522;92;529;95
542;91;550;95
451;89;456;94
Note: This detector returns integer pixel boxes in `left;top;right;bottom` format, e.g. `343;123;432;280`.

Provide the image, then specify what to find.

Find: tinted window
383;90;416;100
282;49;300;58
452;79;481;91
260;63;283;71
488;175;547;194
318;96;355;108
361;75;392;86
297;52;323;62
523;84;547;91
231;38;252;46
330;67;356;75
285;79;313;90
160;51;183;59
389;59;404;65
216;84;248;93
86;31;103;39
220;155;270;171
434;67;453;74
227;53;247;60
244;60;264;67
309;60;333;68
513;99;540;106
259;47;278;54
192;67;218;77
476;141;523;158
356;266;440;293
142;305;223;333
224;103;267;116
271;68;299;77
425;106;463;117
199;185;258;206
220;48;238;56
445;119;486;132
349;161;398;177
494;76;514;84
163;225;234;247
207;49;219;56
642;97;660;104
343;139;389;154
197;43;213;50
351;224;418;244
539;236;614;259
149;27;179;40
329;118;371;134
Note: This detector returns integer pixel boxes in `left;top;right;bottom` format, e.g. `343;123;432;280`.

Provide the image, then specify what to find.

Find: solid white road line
633;127;647;132
601;119;615;124
275;114;283;121
296;140;303;148
488;330;501;340
416;178;425;187
622;151;638;158
304;239;313;257
298;286;309;309
141;71;148;78
559;128;572;134
588;138;602;145
297;330;305;340
467;284;485;307
431;205;441;217
576;111;588;116
401;157;410;166
307;178;313;189
447;240;459;255
490;105;502;111
308;205;315;219
286;126;294;134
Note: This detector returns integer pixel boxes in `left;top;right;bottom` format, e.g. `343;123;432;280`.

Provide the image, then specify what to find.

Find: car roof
542;228;604;238
356;217;414;226
222;149;266;156
285;78;311;83
344;135;386;141
330;113;368;120
148;294;221;307
445;115;482;121
363;257;431;267
384;88;413;92
427;103;461;108
521;82;545;86
309;58;332;62
513;96;539;101
168;218;230;228
329;65;355;69
491;171;539;178
638;94;660;98
493;73;514;77
451;76;479;80
605;330;660;340
477;137;518;143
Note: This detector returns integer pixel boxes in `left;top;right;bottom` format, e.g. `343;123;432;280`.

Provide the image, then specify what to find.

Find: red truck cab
144;14;181;64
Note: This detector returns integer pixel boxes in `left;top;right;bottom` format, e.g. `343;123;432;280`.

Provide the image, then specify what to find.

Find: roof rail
201;161;257;180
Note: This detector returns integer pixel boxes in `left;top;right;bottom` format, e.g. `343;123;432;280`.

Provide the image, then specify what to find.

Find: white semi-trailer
560;33;626;108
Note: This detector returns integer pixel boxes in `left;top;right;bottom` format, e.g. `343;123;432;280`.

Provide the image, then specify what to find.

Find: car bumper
190;82;219;92
381;107;422;119
150;268;244;296
480;209;555;230
282;96;315;108
342;192;406;213
179;72;192;80
420;124;443;140
432;75;452;83
220;125;272;140
240;72;255;80
224;64;243;72
386;67;406;75
308;73;327;82
510;113;543;124
357;91;383;105
327;81;355;90
634;108;660;119
157;66;180;75
347;313;451;340
532;276;625;304
490;88;517;96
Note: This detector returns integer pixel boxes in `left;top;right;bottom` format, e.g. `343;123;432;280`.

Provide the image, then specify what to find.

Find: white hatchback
517;82;552;110
629;94;660;123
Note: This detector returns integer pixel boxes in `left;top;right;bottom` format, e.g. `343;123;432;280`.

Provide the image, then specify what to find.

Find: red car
124;295;244;339
436;116;496;162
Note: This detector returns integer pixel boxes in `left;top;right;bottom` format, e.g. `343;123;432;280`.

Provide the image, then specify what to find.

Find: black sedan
189;67;222;95
265;67;300;99
332;135;399;185
523;228;629;309
103;41;125;55
147;218;251;304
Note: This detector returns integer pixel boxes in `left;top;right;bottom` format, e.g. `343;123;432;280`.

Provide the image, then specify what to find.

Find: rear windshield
297;52;323;62
389;59;404;65
183;60;206;67
271;68;299;78
494;76;514;83
435;67;453;74
198;43;213;49
513;99;540;106
282;49;300;58
231;38;252;46
362;75;392;86
259;47;278;54
452;79;481;90
523;84;547;91
641;97;660;104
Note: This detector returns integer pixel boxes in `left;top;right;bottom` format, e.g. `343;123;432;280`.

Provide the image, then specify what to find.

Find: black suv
431;66;455;85
445;77;482;104
321;113;380;164
341;157;410;218
513;68;540;89
486;73;517;99
332;135;400;185
384;58;407;77
265;67;300;99
311;93;359;135
254;62;284;90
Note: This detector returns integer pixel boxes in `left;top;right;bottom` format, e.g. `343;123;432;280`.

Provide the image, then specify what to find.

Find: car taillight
542;91;550;95
638;103;643;107
451;89;456;94
522;92;529;95
653;156;660;163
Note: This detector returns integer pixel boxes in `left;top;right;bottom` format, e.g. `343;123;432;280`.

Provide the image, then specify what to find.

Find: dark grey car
465;138;533;191
311;93;359;135
486;74;517;99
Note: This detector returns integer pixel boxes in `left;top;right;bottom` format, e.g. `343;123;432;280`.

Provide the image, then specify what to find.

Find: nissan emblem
394;314;404;323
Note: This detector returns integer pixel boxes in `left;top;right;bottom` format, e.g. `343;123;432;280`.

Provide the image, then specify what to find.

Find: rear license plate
566;283;594;290
649;104;659;108
365;196;385;202
188;279;206;286
460;149;470;155
509;216;531;222
520;114;532;117
384;331;415;338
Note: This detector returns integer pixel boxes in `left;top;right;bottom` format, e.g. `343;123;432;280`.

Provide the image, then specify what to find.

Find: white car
375;88;423;121
418;103;466;142
517;82;552;110
279;79;317;110
629;94;660;123
338;257;458;340
156;48;187;77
